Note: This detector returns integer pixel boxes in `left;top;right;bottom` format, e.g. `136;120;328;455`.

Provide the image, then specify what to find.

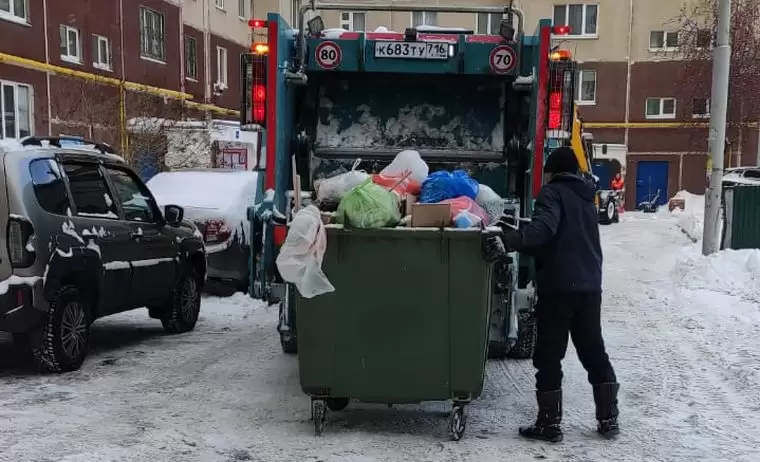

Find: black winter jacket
503;173;603;294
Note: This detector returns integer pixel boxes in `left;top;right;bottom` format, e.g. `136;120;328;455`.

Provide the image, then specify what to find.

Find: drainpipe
179;0;186;96
756;123;760;166
119;0;128;154
623;0;633;147
42;0;51;135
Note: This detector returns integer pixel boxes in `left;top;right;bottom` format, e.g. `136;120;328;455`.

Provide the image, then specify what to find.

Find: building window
185;36;198;80
140;7;166;62
0;81;32;140
59;25;82;64
692;98;710;118
92;34;112;70
645;97;676;119
476;13;503;35
217;46;228;85
215;0;224;10
0;0;27;22
649;31;679;51
552;4;598;37
238;0;246;18
340;12;365;31
577;70;597;105
696;29;712;48
411;11;437;27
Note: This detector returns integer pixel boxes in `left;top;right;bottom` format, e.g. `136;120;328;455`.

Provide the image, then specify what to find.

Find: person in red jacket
610;173;624;191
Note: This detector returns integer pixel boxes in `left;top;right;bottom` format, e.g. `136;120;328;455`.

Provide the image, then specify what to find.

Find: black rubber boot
593;382;620;439
519;389;563;443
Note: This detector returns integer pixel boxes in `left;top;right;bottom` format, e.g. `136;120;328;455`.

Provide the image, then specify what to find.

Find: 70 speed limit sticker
489;45;517;74
315;41;342;70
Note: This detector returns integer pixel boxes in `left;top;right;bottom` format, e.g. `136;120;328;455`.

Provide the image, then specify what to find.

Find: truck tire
161;268;202;334
599;199;616;225
507;310;537;359
32;286;91;373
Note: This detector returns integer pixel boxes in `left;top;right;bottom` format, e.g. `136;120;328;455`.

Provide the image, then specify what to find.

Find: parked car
0;137;206;373
722;167;760;187
147;169;260;296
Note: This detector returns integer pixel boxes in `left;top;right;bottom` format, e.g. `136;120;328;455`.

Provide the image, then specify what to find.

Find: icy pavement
2;210;760;461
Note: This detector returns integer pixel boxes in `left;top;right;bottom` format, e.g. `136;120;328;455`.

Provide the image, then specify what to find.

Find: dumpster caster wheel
449;405;467;441
326;398;350;411
312;400;327;436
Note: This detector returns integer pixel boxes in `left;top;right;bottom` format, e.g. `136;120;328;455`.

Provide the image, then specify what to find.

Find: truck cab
240;1;581;357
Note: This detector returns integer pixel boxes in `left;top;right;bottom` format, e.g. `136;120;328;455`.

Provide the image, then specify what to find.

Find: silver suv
0;137;207;373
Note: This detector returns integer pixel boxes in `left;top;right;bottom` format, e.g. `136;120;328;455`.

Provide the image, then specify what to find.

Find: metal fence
722;185;760;249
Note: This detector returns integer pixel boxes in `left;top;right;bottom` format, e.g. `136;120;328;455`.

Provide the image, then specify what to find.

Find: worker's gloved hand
482;233;508;263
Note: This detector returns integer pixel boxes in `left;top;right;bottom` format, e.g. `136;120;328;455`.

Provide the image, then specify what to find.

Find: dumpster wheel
449;404;467;441
326;397;350;411
312;399;327;436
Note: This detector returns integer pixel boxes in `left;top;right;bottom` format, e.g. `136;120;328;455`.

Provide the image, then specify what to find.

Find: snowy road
1;210;760;461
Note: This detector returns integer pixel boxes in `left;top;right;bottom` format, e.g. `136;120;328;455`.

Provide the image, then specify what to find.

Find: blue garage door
636;160;669;206
592;160;612;189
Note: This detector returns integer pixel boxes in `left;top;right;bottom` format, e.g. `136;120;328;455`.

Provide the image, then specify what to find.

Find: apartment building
252;0;759;205
0;0;252;151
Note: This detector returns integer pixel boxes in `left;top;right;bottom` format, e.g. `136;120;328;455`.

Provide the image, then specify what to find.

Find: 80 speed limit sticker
489;45;517;74
315;41;342;70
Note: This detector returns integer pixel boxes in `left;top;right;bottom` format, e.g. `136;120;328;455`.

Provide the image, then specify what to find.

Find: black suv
0;137;207;373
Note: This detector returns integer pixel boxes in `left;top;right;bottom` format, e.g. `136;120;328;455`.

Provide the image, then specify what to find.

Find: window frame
238;0;246;18
92;34;112;71
410;11;437;27
185;35;198;81
59;161;121;220
0;79;33;140
648;30;679;51
645;97;677;120
576;69;597;105
60;25;82;64
475;12;504;35
692;97;711;119
217;46;228;85
215;0;225;11
340;11;366;31
139;7;166;63
104;165;162;224
0;0;28;24
552;3;599;38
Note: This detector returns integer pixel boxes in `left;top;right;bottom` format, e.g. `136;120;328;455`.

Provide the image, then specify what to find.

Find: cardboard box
411;203;451;227
405;194;418;217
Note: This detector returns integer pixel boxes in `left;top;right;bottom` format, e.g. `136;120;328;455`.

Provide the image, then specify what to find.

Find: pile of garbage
277;150;506;298
314;150;505;230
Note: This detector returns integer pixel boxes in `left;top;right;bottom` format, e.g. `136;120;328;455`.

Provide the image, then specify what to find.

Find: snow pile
672;246;760;301
671;190;705;241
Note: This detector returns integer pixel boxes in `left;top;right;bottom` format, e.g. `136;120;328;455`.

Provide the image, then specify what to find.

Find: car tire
161;268;202;334
32;286;90;373
599;200;615;225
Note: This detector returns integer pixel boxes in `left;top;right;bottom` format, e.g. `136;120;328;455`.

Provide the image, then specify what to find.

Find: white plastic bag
476;184;504;225
380;150;429;185
275;206;335;298
316;159;369;206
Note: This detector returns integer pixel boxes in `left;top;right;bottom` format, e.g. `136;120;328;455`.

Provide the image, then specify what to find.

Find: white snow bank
415;25;470;32
671;190;705;242
673;246;760;302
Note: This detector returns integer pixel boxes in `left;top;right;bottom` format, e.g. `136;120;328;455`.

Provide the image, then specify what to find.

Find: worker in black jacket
501;146;619;443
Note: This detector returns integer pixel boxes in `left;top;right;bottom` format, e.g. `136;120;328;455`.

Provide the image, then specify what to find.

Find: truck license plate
374;41;449;60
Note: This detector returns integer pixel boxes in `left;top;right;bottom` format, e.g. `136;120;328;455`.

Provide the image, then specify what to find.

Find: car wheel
161;269;202;334
600;200;615;225
32;286;90;373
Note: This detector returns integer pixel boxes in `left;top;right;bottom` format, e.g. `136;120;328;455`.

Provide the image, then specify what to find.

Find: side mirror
164;205;184;226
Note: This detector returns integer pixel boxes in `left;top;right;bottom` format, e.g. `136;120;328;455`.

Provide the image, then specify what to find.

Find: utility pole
702;0;732;255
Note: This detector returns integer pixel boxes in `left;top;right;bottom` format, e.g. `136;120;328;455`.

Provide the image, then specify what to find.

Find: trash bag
381;149;429;185
372;173;421;197
275;205;335;298
336;179;401;228
475;184;504;225
315;159;369;210
441;196;490;225
419;170;479;203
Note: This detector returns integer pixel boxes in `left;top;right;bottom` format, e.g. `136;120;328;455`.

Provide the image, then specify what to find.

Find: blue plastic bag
419;170;479;203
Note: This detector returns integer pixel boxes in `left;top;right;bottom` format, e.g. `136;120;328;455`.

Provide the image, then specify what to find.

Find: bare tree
672;0;760;165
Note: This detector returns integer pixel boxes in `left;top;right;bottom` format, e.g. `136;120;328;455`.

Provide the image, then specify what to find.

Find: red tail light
552;25;571;35
240;52;267;128
248;18;268;29
7;217;36;268
548;90;562;130
205;220;231;243
253;82;266;124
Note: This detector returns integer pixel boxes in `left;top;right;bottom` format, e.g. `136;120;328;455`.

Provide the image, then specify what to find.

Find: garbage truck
241;2;583;361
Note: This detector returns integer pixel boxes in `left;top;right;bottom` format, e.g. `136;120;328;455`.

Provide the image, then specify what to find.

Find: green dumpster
295;225;495;440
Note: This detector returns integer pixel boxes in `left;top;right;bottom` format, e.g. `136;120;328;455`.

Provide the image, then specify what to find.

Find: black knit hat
544;146;579;174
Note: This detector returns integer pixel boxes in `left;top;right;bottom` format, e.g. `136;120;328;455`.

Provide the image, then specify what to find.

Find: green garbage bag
336;179;401;228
